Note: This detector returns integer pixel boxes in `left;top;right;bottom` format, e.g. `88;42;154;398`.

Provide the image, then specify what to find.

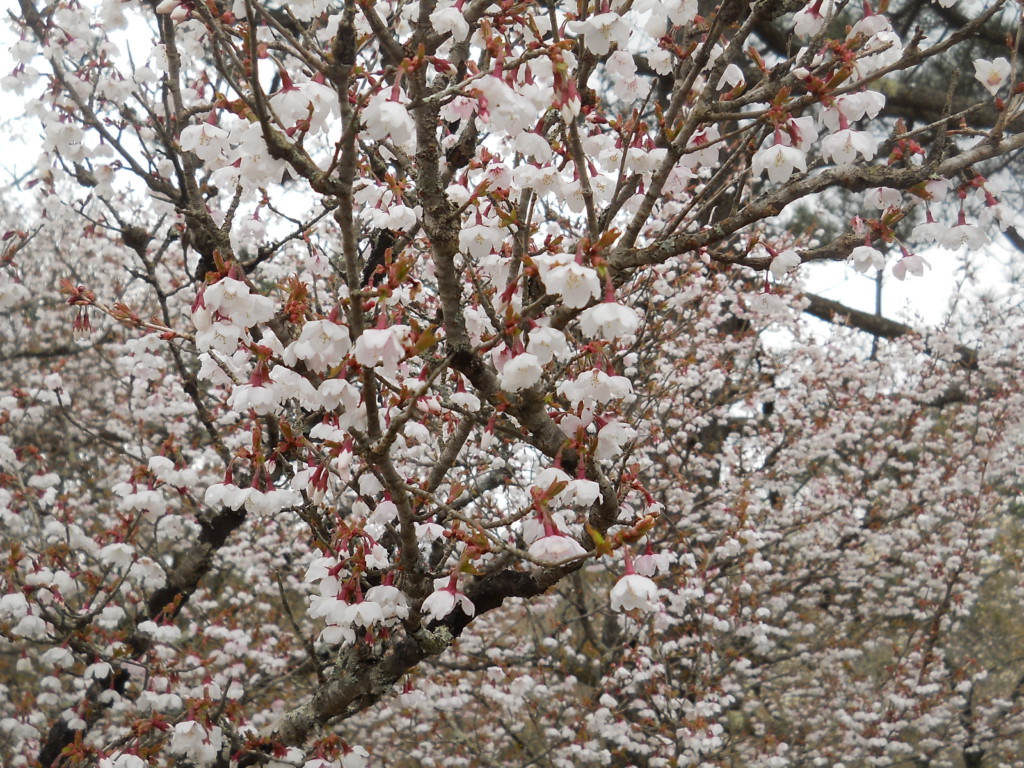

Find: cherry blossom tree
2;0;1024;767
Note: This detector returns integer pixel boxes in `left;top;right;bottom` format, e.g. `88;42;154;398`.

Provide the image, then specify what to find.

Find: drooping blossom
596;420;637;460
430;5;470;42
938;211;989;251
610;549;659;612
769;250;802;280
635;540;672;577
892;252;930;280
565;12;631;55
752;140;806;184
849;245;885;273
558;370;633;409
363;91;415;145
528;512;588;565
498;352;544;392
197;277;275;329
420;575;475;622
353;324;410;377
579;301;640;339
793;0;829;36
821;128;878;164
526;325;571;365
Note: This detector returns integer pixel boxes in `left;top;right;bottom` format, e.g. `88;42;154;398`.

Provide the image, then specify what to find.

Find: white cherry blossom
271;78;339;134
849;245;885;273
194;320;244;355
526;325;571;365
717;63;745;91
363;92;415;145
228;382;279;415
514;131;553;162
562;477;602;506
421;576;474;622
558;370;633;409
498;353;543;392
865;187;902;210
681;126;721;169
769;250;802;280
542;261;602;308
820;128;878;164
179;121;230;164
476;76;537;136
752;141;807;183
287;319;352;374
566;12;631;56
974;57;1011;96
201;277;275;329
579;302;640;339
0;272;29;311
635;545;671;577
596;421;637;460
821;91;886;132
459;220;505;258
429;5;470;42
892;253;930;280
353;325;410;377
364;584;410;623
938;216;988;250
170;721;223;766
750;291;787;314
610;573;659;612
793;1;827;37
345;600;383;628
528;534;588;564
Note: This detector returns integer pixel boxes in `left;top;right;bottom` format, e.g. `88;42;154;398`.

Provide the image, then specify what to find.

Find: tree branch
802;292;979;368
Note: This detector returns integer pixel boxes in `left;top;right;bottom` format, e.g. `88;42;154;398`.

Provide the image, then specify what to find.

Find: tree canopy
2;0;1024;766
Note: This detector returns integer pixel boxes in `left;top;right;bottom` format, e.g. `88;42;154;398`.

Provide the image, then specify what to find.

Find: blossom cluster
3;0;1022;766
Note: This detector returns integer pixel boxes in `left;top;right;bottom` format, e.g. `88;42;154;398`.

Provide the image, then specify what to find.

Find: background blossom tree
2;0;1024;766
